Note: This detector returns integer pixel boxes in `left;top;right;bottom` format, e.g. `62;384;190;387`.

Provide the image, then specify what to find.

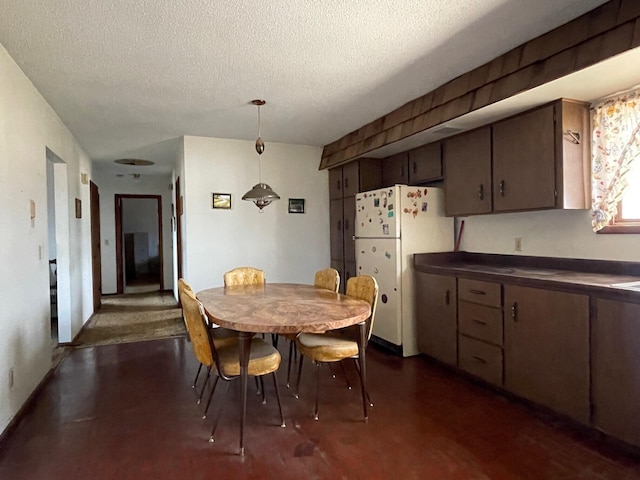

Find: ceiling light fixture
242;99;280;211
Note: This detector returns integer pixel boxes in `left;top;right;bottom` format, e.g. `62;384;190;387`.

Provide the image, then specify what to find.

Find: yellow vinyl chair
223;267;269;391
294;275;378;420
180;287;285;449
178;278;238;407
285;268;340;387
223;267;265;286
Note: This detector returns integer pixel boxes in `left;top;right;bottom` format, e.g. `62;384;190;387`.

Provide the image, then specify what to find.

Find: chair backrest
224;267;265;286
177;278;193;296
346;275;379;341
178;287;214;368
314;268;340;292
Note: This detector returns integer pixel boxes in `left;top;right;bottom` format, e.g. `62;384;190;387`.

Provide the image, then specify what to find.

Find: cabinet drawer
458;278;501;307
458;335;503;386
458;301;503;346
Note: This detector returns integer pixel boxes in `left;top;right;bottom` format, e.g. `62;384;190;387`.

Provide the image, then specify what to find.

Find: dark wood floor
2;337;640;480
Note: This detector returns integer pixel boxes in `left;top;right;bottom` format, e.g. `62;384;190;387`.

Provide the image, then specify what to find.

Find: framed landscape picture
288;198;305;214
212;193;231;209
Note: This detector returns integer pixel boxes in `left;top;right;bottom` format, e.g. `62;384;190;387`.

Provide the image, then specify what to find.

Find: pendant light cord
257;104;263;183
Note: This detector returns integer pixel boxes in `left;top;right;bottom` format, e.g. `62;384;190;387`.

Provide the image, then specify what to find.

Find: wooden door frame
176;177;183;280
115;194;164;293
90;181;102;311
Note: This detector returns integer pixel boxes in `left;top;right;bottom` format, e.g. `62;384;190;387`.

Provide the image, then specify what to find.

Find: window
601;159;640;233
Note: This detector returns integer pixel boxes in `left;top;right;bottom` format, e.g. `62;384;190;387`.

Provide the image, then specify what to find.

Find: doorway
90;181;102;311
115;194;164;294
45;149;72;344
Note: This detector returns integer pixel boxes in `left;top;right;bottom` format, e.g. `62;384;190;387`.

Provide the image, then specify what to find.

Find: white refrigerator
355;185;454;357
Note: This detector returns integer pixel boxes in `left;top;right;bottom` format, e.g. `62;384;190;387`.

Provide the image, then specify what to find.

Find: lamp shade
242;182;281;210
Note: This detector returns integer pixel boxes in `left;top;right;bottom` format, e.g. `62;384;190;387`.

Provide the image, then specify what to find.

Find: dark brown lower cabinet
415;272;457;366
592;299;640;447
503;285;590;424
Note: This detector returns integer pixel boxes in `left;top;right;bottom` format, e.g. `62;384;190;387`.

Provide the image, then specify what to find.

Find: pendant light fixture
242;99;280;211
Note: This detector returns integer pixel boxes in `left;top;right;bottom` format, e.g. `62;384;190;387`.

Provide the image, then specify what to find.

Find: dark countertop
414;251;640;304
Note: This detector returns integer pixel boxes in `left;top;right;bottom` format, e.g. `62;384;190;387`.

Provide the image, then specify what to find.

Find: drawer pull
469;289;486;295
472;318;487;326
478;184;484;200
472;355;487;364
511;302;518;322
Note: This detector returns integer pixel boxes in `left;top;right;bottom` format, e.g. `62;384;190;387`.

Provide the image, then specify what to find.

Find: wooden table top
197;283;371;334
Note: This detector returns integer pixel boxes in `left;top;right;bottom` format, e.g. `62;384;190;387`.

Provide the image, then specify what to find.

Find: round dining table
197;283;372;455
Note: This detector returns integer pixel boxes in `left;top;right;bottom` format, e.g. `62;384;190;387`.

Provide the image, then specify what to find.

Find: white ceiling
0;0;617;175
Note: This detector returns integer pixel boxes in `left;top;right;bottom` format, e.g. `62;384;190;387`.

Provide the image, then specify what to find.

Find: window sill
598;223;640;234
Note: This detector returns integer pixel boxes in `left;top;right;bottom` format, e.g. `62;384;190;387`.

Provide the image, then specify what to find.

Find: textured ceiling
0;0;610;174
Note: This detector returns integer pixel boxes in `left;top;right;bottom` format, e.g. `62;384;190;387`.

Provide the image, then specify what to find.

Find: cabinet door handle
472;318;487;326
344;219;349;231
412;162;417;174
337;179;341;192
444;290;450;306
344;177;349;189
500;180;506;197
511;302;518;322
337;220;341;232
469;289;486;295
401;165;405;177
478;184;484;200
472;355;487;364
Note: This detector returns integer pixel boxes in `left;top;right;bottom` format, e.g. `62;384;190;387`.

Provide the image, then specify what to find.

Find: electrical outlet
514;237;522;252
9;368;14;389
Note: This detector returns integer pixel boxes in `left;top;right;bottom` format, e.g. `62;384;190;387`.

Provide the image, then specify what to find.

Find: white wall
459;208;640;261
91;171;174;293
182;136;329;292
0;42;94;434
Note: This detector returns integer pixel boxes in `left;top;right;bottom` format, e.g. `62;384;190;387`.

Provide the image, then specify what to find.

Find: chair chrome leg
255;376;261;395
294;355;304;399
202;375;219;419
286;339;294;388
272;372;286;427
354;358;373;406
314;361;321;421
192;363;203;389
208;382;230;444
197;366;211;404
260;376;266;404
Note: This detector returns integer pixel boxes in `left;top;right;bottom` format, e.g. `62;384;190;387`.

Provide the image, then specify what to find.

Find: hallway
3;335;640;479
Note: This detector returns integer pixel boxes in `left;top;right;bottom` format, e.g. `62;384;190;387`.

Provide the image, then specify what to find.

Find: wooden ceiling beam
320;0;640;170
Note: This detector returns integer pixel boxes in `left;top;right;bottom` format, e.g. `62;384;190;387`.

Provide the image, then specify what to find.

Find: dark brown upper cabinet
443;98;589;217
329;167;343;200
492;99;590;213
444;127;492;217
408;142;442;184
381;152;409;187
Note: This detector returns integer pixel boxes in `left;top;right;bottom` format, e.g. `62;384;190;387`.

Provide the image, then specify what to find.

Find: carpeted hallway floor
73;289;186;347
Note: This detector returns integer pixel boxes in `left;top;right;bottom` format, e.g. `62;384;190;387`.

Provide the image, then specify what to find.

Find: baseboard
369;335;402;356
0;367;55;445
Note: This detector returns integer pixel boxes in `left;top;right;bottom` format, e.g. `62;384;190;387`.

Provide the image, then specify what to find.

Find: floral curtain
591;88;640;231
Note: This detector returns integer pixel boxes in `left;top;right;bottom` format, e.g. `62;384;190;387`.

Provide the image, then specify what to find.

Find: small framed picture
288;198;305;214
75;198;82;218
212;193;231;209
